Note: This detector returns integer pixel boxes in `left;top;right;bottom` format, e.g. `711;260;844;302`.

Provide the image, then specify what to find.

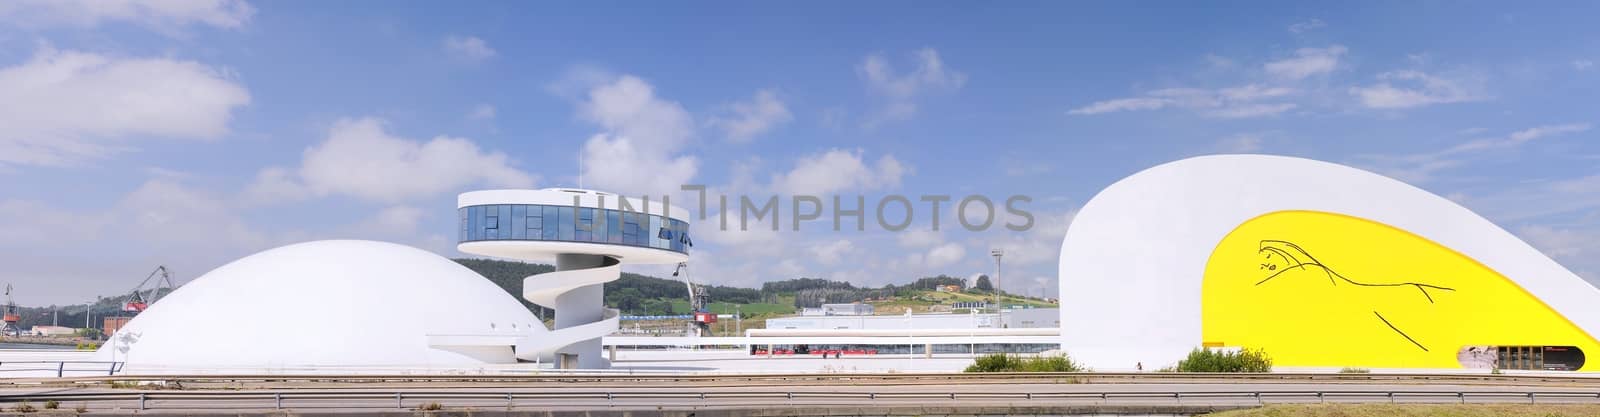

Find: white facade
1057;154;1600;370
96;240;544;372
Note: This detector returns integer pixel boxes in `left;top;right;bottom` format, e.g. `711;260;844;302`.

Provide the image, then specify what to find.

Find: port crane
671;262;714;336
123;266;177;313
2;284;18;336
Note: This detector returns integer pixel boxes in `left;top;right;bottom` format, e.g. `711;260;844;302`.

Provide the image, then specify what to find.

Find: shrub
13;401;35;413
417;402;444;411
1173;347;1272;373
42;400;58;409
964;353;1086;373
1338;367;1370;374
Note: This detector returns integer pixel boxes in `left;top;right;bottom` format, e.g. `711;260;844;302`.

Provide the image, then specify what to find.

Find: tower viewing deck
458;188;691;369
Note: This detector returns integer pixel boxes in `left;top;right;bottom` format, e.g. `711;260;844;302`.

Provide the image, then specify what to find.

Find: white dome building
97;240;544;372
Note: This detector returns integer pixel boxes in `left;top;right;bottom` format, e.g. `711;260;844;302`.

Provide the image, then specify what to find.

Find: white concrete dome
97;240;543;371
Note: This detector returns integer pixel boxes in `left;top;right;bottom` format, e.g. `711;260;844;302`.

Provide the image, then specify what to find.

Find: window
511;205;526;240
558;206;575;241
649;215;665;249
622;214;639;245
485;205;504;239
468;206;482;241
576;208;593;241
526;205;542;239
606;210;622;243
542;206;559;239
455;204;688;253
592;208;608;242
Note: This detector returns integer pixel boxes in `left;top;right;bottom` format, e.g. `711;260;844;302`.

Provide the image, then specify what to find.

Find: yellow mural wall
1201;210;1598;371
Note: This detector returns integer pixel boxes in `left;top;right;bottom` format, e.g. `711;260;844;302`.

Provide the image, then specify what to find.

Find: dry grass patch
1207;404;1600;417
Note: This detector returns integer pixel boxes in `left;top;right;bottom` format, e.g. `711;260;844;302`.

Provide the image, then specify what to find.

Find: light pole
990;249;1004;312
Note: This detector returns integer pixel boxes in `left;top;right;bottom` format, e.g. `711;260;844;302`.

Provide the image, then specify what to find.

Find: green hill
452;258;1056;318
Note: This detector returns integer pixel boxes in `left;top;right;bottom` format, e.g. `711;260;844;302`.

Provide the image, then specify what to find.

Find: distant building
935;284;961;293
104;316;133;335
951;301;988;310
30;326;78;337
800;304;874;316
821;303;873;316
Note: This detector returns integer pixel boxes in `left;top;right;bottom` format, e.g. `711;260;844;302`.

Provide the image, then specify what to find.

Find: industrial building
798;303;875;316
1059;154;1600;372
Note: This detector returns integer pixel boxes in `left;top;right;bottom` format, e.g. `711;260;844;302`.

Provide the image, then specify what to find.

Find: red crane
3;284;19;327
123;266;176;313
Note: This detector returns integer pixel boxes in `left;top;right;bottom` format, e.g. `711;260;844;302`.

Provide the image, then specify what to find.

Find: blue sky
1;1;1598;305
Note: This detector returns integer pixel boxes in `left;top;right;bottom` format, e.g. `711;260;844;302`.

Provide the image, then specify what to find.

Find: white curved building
1059;155;1600;372
458;188;690;369
97;240;545;372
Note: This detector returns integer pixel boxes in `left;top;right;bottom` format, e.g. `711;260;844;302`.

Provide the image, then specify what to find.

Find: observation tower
458;188;690;369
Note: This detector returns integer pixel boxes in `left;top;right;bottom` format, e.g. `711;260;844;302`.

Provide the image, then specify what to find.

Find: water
0;342;74;349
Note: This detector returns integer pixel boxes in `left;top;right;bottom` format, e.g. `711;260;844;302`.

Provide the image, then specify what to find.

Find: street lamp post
990;249;1004;312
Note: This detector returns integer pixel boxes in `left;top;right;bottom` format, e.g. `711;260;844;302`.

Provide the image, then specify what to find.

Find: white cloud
1575;60;1595;71
1216;134;1264;153
1479;174;1600;222
1206;103;1298;118
364;205;425;236
1217;85;1296;101
246;117;535;203
579;134;698;196
0;0;255;31
1350;70;1486;109
1264;45;1346;80
858;48;966;123
924;242;966;268
0;176;471;304
770;149;907;196
981;209;1077;268
897;228;943;248
810;239;855;266
468;104;496;121
1069;84;1297;118
1507;123;1590;143
708;89;792;142
443;35;496;61
579;76;695;151
1513;223;1600;285
1287;19;1326;34
1517;225;1590;259
122;179;268;250
1067;98;1170;115
571;74;699;196
1359;123;1590;184
0;47;250;167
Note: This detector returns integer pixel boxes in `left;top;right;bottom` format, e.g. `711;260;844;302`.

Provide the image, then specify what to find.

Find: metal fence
4;370;1599;387
1;389;1599;411
0;361;122;377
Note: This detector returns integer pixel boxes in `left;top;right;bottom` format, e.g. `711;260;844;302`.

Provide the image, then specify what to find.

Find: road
2;380;1599;414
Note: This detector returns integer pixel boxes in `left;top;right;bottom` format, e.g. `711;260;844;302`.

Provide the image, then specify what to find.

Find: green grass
665;300;794;315
869;290;1057;313
1205;404;1600;416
